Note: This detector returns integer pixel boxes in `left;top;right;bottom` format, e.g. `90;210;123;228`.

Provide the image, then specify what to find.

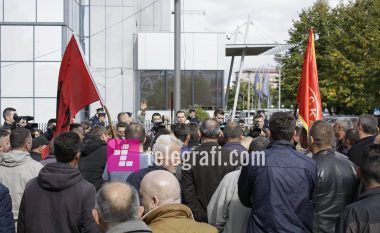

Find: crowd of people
0;105;379;233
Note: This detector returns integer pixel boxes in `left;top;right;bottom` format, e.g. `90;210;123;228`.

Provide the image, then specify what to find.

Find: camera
151;122;166;135
13;114;38;130
13;114;34;122
249;122;263;138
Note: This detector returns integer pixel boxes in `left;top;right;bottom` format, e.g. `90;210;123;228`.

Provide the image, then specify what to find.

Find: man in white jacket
0;128;42;221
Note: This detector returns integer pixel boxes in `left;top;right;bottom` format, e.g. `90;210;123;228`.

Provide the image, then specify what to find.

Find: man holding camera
2;108;28;131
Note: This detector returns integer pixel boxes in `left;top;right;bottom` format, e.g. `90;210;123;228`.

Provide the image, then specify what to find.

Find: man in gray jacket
207;136;269;233
0;128;42;221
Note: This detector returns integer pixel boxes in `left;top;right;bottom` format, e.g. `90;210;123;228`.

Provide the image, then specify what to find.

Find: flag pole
73;33;116;138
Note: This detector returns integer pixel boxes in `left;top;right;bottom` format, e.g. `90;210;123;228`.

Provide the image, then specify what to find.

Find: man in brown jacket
140;170;217;233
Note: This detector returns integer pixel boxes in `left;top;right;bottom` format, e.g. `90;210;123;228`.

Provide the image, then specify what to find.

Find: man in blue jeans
238;112;317;233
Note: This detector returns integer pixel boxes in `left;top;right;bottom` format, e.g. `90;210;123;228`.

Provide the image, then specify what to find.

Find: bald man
140;170;217;233
309;121;358;233
92;182;151;233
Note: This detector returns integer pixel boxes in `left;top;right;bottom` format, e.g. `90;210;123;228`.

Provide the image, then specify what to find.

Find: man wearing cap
90;108;106;127
30;136;49;162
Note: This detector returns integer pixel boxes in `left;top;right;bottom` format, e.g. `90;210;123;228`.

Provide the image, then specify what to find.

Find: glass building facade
140;70;223;110
0;0;224;123
0;0;80;124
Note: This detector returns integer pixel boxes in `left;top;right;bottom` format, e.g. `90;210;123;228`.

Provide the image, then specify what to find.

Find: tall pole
231;15;251;120
247;72;251;110
225;26;240;110
278;66;282;109
174;0;181;112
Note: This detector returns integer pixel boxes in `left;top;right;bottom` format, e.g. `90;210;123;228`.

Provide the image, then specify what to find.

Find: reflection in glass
140;70;224;110
167;71;192;109
4;0;36;22
1;62;34;97
140;71;165;110
1;26;33;61
194;71;218;109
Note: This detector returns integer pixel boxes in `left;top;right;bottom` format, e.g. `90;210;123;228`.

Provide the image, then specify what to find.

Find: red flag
296;29;322;130
54;34;101;137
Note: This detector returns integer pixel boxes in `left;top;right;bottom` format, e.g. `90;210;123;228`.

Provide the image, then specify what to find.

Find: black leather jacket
312;149;359;233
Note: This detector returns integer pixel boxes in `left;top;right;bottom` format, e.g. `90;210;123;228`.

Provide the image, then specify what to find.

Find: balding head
200;118;221;140
93;182;143;232
309;120;336;155
140;170;181;214
223;122;243;142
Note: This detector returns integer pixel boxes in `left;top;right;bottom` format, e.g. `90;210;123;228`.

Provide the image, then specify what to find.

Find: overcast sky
180;0;344;72
183;0;343;43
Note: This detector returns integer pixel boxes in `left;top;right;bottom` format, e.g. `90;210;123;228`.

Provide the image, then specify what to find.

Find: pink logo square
107;139;140;172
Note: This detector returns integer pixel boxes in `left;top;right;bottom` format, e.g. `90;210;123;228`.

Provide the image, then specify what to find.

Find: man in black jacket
348;114;378;166
17;132;99;233
336;144;380;233
79;126;108;190
309;120;359;233
181;118;239;223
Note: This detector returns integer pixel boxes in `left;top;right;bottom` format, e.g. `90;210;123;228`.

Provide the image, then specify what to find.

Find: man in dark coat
17;132;99;233
348;114;378;166
90;108;106;127
336;144;380;233
238;112;317;233
0;182;15;233
309;121;359;233
79;126;108;190
181;118;239;223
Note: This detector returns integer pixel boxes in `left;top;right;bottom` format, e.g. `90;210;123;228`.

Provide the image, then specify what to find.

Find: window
167;71;192;109
37;0;64;22
1;26;33;61
1;62;34;97
3;0;36;22
140;70;224;110
35;26;62;61
194;71;218;109
140;71;165;110
35;62;60;97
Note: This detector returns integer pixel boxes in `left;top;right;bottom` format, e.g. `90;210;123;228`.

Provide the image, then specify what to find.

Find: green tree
278;0;380;114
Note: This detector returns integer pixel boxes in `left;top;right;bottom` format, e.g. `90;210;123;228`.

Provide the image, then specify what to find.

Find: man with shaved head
309;120;358;233
140;170;217;233
92;182;151;233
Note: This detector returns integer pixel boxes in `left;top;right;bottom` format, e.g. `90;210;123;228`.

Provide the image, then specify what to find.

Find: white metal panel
193;33;218;70
138;32;223;71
